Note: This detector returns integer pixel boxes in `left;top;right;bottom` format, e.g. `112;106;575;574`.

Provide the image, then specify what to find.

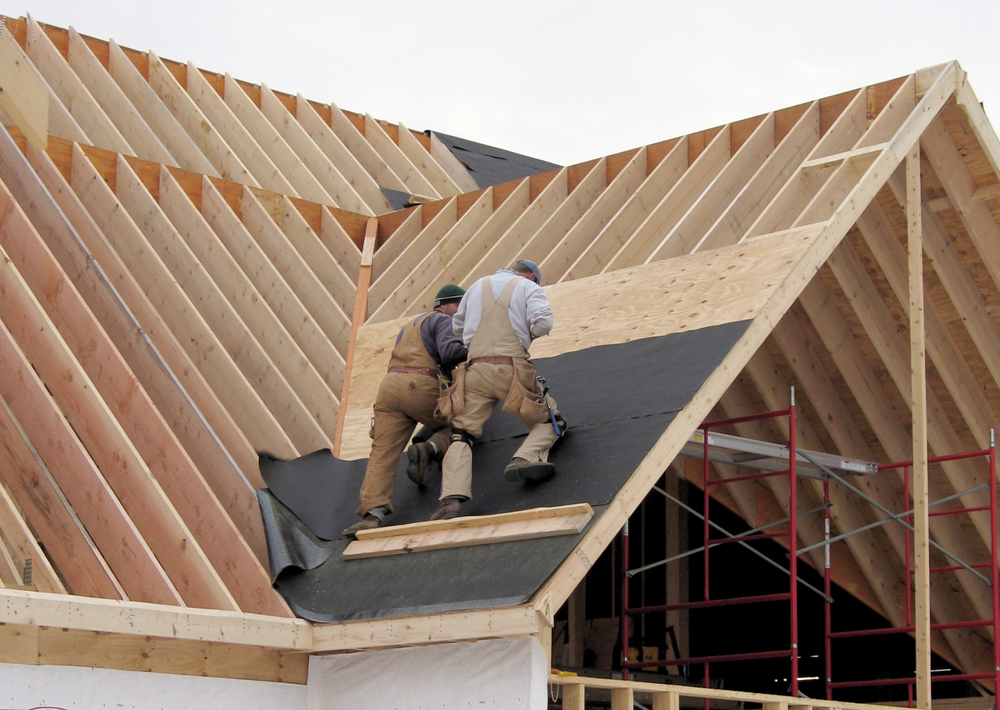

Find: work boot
504;457;556;482
342;514;380;539
430;497;462;521
406;442;434;486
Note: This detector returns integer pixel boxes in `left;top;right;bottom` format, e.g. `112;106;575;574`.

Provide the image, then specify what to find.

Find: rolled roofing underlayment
260;322;751;621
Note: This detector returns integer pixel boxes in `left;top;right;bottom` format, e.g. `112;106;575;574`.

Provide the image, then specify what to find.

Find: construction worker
431;260;564;521
343;285;468;537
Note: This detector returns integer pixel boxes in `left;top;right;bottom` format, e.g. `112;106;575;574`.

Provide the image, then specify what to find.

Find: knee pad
450;428;475;447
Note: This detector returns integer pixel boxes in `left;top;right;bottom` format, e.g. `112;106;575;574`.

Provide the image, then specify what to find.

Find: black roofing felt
260;321;751;622
431;131;562;189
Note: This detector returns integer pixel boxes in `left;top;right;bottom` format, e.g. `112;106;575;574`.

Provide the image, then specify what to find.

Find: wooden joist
343;504;595;559
0;25;47;149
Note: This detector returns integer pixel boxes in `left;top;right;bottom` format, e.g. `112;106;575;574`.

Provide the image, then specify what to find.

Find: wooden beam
369;201;457;313
310;604;543;652
459;168;570;287
799;142;888;172
606;125;730;271
695;103;819;254
334;218;377;458
241;187;350;371
326;101;408;193
320;206;362;281
398;121;461;197
364;113;439;199
0;460;64;594
66;27;175;165
564;138;687;281
223;74;332;205
26;144;265;497
908;144;931;709
371;205;422;282
259;84;372;214
154;167;330;452
343;504;594;558
184;63;297;196
24;16;133;155
0;185;236;611
199;177;342;441
276;194;356;317
430;131;479;192
0;25;47;149
70;146;295;459
520;158;607;263
0;588;311;649
293;94;392;214
107;40;217;176
367;188;495;325
147;51;258;186
543;148;646;284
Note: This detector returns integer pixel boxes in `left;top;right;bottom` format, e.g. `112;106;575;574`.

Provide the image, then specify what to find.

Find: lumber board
71;146;296;459
18;144;270;570
0;25;47;149
367;188;494;324
310;604;543;652
67;27;175;165
107;40;217;175
430;131;479;192
0;588;312;649
241;187;351;366
650;116;774;262
0;463;64;593
0;624;308;683
185;63;296;196
0;167;284;615
605;125;731;271
275;194;356;316
342;504;595;559
0;246;174;604
259;84;371;214
147;51;258;186
405;179;530;315
459;168;571;287
856;76;917;149
371;204;422;282
154;167;330;452
223;74;332;205
0;187;237;611
368;198;458;315
695;103;820;253
326;100;408;192
955;76;1000;188
543;148;647;284
293;94;391;214
199;177;342;439
25;16;133;155
320;205;362;281
564;138;687;281
519;158;607;262
364;113;439;199
398;120;462;197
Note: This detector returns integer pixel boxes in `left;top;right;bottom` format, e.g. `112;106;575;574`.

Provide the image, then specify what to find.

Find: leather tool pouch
435;362;466;420
502;360;549;426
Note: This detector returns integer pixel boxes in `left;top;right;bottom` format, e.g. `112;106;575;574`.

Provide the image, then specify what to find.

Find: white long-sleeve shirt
453;269;553;350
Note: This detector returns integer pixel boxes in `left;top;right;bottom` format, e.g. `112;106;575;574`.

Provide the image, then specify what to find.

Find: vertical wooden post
907;144;931;708
665;467;690;660
567;582;586;667
333;217;377;457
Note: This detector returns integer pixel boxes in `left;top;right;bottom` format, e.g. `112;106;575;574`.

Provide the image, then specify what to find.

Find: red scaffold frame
621;396;802;697
824;440;1000;703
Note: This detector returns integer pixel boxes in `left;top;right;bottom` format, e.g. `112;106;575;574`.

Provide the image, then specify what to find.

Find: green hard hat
434;284;465;307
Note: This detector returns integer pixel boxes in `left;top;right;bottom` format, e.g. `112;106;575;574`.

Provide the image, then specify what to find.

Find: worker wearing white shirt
431;260;565;521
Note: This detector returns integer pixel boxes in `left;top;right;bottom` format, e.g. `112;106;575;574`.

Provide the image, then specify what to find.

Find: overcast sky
17;0;1000;167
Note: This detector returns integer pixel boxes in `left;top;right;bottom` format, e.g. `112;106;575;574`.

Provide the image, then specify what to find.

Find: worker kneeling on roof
431;259;566;521
343;285;468;538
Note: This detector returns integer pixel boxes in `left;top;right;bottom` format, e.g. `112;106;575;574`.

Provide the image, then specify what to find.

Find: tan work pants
358;372;451;515
439;362;559;501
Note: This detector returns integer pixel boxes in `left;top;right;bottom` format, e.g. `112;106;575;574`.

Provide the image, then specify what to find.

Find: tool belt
501;358;550;427
434;362;466;421
388;365;437;377
468;356;514;366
